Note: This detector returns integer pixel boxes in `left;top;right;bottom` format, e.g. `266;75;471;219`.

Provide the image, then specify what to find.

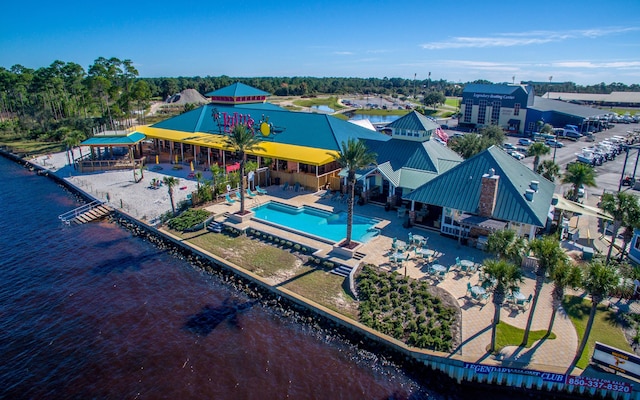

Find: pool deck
205;185;580;373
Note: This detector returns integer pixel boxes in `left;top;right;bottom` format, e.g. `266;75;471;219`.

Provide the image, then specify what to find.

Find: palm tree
163;176;179;215
600;191;640;262
522;235;568;344
485;229;527;265
331;138;377;247
568;260;619;373
527;142;550;172
620;206;640;260
562;162;596;201
194;171;203;191
536;159;560;182
223;123;265;215
547;261;582;335
482;258;524;353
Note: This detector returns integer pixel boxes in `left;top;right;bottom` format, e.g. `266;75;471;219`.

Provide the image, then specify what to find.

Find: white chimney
525;189;535;201
530;180;539;191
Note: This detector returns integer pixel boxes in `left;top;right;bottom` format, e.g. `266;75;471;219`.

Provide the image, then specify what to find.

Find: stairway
331;264;353;277
207;220;224;233
70;204;113;225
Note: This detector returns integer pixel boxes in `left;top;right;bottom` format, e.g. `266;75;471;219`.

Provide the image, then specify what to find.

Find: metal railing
58;200;104;225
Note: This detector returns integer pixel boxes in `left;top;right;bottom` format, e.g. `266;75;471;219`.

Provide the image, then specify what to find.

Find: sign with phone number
565;376;633;393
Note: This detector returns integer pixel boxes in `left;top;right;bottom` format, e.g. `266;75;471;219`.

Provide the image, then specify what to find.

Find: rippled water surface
0;157;442;399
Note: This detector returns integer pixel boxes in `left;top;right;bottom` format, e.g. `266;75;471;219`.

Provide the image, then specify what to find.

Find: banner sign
464;362;633;393
593;342;640;380
463;362;565;383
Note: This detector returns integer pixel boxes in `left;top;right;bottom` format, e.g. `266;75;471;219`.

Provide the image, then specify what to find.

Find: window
478;100;487;124
514;103;520;116
491;101;501;124
464;99;473;123
635;236;640;251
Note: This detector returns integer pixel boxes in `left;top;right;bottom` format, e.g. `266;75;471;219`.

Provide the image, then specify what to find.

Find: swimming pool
251;201;380;244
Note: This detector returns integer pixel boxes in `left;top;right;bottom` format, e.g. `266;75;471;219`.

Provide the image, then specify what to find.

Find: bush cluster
167;209;211;231
356;265;456;352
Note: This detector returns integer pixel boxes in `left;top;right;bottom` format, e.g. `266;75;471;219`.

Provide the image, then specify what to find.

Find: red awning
226;162;240;173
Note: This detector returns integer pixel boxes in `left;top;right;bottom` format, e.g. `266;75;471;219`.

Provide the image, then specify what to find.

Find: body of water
0;156;441;399
349;114;401;124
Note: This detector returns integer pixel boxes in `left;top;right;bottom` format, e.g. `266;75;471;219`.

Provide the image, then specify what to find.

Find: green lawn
563;295;633;370
280;265;358;319
0;135;65;156
445;97;460;108
494;322;556;353
293;96;345;110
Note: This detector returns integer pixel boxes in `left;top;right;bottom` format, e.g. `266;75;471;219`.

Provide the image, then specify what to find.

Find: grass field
494;322;556;353
563;295;632;370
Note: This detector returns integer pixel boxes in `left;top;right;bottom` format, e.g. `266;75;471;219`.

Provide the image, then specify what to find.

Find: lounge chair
246;188;257;198
225;193;236;205
320;190;332;199
256;186;268;195
330;192;341;201
293;182;301;192
282;182;289;191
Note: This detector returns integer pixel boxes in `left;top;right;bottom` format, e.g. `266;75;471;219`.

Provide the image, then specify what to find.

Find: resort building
403;146;556;245
128;83;461;205
460;83;606;134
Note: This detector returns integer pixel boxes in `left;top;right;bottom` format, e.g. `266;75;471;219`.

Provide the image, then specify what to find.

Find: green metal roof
386;110;439;132
151;103;389;152
205;82;270;97
81;131;145;146
404;145;555;226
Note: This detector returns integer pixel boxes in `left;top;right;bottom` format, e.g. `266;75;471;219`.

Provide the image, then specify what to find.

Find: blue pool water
251;201;379;243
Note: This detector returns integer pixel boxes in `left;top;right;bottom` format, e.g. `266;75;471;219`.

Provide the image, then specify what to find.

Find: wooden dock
70;204;113;225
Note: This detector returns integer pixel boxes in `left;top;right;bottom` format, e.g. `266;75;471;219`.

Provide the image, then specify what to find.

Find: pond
311;105;335;113
349;114;401;124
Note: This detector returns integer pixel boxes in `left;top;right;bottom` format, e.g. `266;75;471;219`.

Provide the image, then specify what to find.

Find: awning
81;131;146;146
136;125;338;166
552;194;613;220
458;214;508;231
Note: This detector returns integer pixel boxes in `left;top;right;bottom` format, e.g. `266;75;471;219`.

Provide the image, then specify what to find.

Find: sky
2;0;640;86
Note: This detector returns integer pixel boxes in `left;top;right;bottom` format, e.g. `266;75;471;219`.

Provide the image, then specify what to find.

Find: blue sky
2;0;640;85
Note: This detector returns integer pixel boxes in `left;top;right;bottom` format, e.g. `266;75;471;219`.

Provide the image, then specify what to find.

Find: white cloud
420;27;640;50
333;51;353;55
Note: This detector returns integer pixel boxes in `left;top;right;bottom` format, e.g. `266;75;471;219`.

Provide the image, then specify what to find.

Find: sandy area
30;148;200;223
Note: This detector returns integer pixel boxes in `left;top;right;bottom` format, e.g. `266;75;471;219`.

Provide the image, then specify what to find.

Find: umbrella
190;161;194;172
155;155;159;164
175;154;178;164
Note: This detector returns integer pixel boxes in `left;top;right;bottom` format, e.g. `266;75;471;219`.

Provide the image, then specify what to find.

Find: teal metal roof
362;138;462;189
404;145;555;226
205;82;270;97
81;131;145;146
151;103;389;152
386;110;439;132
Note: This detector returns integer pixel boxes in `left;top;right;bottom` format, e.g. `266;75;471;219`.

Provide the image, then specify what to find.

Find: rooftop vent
530;180;539;191
525;189;535;202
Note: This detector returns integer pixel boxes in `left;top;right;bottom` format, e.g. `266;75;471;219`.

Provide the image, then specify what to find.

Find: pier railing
58;200;104;225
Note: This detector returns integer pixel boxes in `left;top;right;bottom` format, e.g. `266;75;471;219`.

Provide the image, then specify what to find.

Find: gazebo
78;131;146;173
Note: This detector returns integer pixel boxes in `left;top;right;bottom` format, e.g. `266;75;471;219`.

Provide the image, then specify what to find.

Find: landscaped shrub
355;264;456;352
167;209;211;231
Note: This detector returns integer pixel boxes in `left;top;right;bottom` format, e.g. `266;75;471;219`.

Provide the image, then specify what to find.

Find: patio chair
282;182;289;191
225;193;236;205
466;282;473;295
256;186;268;195
330;192;340;201
320;190;332;199
246;188;257;198
294;182;301;192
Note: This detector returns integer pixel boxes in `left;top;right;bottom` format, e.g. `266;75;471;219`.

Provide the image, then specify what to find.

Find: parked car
510;151;525;160
502;143;516;151
545;139;564;148
518;138;534;146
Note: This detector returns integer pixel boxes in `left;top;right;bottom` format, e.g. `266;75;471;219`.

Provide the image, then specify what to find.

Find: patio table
470;285;486;297
390;252;406;263
512;291;526;301
416;248;434;258
431;264;446;273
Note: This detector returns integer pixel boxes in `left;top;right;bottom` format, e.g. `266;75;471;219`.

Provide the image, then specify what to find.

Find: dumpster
274;177;281;186
582;247;594;261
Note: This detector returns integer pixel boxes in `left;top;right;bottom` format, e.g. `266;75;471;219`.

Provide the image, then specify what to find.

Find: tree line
2;57;639;144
